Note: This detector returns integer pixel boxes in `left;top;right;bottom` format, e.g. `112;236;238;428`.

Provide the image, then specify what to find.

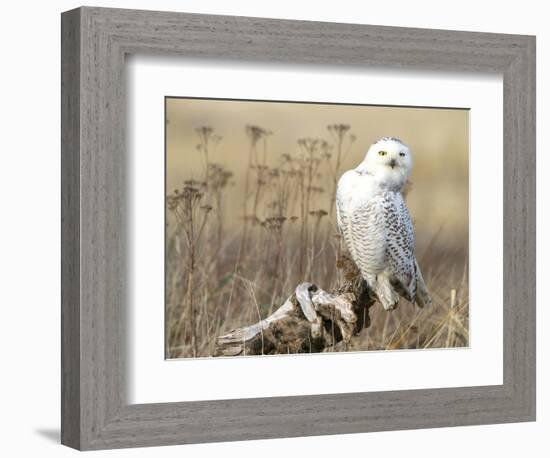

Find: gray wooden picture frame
61;6;536;451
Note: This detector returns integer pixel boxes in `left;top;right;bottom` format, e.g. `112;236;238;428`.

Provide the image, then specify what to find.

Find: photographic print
165;97;469;359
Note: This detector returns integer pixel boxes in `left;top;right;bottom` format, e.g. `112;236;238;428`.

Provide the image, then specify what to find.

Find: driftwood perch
216;260;375;356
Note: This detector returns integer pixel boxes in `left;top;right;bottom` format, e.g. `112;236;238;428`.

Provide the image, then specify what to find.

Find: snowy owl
336;137;431;311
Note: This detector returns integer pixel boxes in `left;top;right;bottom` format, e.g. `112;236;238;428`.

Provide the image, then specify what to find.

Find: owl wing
383;193;417;302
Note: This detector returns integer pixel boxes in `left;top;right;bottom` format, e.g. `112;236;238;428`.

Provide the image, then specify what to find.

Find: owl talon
382;300;399;311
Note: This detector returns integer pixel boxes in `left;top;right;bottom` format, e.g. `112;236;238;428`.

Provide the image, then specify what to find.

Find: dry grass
166;123;469;358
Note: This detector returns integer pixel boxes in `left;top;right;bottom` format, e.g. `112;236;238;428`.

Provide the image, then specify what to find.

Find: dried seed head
307;186;325;194
262;216;287;231
246;125;271;145
327;124;351;136
309;209;328;218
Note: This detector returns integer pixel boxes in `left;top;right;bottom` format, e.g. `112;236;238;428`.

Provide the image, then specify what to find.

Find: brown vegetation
166;123;469;359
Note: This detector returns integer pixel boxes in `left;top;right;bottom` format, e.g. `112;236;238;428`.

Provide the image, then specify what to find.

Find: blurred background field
165;97;469;358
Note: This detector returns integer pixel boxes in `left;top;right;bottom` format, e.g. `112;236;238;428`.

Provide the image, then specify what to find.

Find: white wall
0;0;546;456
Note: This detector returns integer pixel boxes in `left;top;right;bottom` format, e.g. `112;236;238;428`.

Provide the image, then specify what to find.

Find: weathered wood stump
215;257;375;356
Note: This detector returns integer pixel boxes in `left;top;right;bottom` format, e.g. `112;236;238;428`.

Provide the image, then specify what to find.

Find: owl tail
414;258;432;308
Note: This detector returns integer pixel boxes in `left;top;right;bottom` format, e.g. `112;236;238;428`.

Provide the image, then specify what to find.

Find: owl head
357;137;412;190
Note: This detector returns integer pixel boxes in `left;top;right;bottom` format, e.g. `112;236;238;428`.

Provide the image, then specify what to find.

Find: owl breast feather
336;171;415;286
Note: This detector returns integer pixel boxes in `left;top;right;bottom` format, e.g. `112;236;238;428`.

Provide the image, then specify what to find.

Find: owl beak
389;159;397;169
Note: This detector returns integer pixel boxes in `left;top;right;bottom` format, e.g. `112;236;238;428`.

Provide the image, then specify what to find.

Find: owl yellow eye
378;151;387;156
399;152;406;157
